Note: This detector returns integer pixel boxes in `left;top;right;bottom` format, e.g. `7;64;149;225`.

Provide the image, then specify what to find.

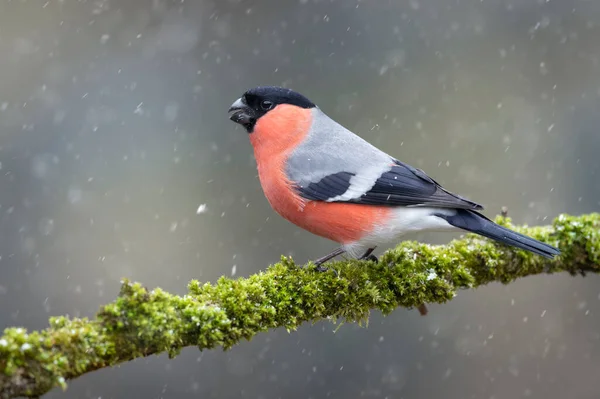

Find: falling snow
0;2;597;398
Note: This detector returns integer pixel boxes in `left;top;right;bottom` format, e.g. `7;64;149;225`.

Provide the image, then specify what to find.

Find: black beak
228;97;255;131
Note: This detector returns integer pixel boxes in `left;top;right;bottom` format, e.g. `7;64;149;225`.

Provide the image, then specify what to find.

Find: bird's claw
314;263;328;272
313;263;338;276
363;254;378;263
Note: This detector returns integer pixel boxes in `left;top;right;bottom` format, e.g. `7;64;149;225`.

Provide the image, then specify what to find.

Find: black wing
296;171;355;201
296;160;483;210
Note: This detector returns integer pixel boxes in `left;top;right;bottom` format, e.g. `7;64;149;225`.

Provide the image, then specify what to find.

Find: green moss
1;213;599;398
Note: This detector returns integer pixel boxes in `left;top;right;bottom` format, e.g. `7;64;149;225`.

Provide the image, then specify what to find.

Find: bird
227;86;560;270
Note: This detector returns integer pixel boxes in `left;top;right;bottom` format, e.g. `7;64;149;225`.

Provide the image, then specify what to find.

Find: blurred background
1;0;599;398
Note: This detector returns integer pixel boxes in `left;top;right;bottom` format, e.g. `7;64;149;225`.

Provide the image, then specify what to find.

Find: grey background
1;0;599;398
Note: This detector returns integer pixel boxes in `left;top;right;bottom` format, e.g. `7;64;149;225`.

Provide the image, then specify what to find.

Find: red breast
249;105;390;244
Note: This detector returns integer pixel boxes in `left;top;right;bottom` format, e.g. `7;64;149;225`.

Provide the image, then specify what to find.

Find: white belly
342;207;458;258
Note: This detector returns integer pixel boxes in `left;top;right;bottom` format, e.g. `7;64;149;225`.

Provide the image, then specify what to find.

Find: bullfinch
228;86;560;270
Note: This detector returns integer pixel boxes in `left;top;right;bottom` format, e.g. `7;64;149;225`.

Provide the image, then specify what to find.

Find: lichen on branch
1;213;599;399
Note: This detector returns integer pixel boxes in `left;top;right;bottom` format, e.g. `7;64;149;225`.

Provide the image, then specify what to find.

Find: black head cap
228;86;316;132
243;86;315;110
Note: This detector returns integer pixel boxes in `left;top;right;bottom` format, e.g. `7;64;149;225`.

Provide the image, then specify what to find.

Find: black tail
435;209;560;259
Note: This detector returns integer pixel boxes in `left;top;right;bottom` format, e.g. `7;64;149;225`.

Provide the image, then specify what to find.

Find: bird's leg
312;247;346;272
359;247;378;262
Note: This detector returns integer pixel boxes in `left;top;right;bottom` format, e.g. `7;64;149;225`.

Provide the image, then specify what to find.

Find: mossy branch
1;213;599;398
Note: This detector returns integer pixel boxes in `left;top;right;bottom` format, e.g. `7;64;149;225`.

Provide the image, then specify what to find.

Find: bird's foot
314;263;331;272
310;247;345;275
313;262;338;276
362;254;378;262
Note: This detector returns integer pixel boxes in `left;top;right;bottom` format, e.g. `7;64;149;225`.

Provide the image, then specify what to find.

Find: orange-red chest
249;105;388;244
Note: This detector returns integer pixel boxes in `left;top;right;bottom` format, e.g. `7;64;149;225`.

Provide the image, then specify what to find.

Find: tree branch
1;213;599;398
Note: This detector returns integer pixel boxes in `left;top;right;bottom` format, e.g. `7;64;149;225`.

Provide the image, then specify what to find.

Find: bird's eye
260;100;273;111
